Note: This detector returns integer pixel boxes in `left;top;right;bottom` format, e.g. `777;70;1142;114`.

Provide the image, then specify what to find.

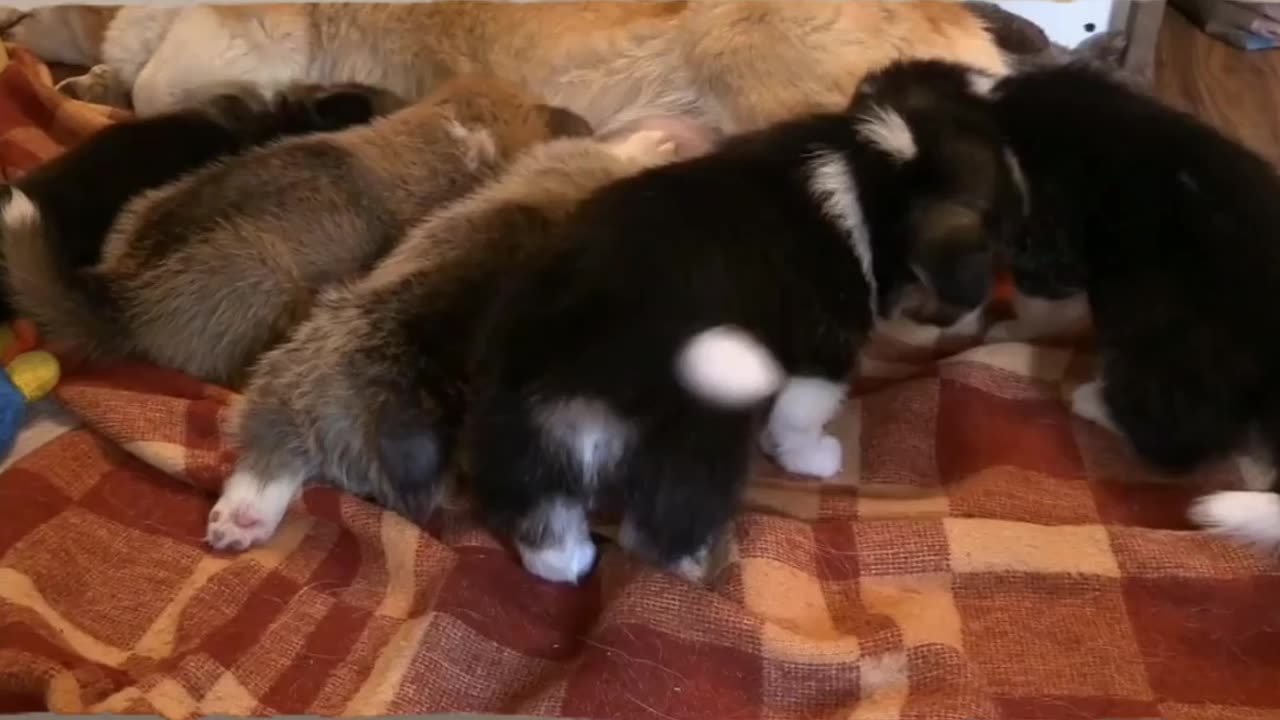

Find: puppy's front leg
760;377;847;479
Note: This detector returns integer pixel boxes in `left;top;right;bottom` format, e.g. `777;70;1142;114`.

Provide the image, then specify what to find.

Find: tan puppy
3;2;1009;131
3;76;592;387
209;121;712;551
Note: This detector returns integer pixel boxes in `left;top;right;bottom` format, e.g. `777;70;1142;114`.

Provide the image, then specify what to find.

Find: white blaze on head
854;105;917;163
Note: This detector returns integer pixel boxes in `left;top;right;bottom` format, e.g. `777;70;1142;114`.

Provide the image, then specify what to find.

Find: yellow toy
0;319;61;457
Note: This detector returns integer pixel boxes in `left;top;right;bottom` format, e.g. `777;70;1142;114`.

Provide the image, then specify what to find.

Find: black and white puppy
0;81;405;321
466;67;1025;583
902;59;1280;556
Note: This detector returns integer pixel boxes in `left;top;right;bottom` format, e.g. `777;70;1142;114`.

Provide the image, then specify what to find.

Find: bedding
0;44;1277;720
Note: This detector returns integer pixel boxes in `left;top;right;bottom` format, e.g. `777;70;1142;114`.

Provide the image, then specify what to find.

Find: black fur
466;75;1022;581
0;83;404;321
995;62;1280;475
883;58;1280;479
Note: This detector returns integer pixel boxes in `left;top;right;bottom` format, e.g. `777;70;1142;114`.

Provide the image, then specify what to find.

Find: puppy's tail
675;325;783;408
1;188;123;356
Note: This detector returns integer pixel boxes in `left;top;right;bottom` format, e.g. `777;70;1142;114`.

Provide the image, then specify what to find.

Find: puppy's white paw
1189;491;1280;557
608;129;678;164
205;469;299;552
1070;381;1120;434
519;535;598;584
766;433;844;479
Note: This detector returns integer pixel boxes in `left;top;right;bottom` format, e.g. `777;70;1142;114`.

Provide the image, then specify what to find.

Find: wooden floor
1156;8;1280;165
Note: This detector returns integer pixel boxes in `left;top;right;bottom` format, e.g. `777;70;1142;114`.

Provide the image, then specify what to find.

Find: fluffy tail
1;188;123;356
675;325;783;408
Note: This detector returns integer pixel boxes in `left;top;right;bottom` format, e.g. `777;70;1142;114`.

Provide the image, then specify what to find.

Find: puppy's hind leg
207;466;305;552
213;377;315;552
469;389;612;584
618;414;752;584
760;376;848;479
1190;407;1280;556
1092;355;1246;474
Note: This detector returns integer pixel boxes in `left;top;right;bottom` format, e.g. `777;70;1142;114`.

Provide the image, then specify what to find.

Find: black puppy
888;59;1280;556
466;66;1024;583
0;82;405;320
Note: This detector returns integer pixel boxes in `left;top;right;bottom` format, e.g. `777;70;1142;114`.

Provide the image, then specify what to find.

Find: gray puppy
207;120;716;551
4;75;591;386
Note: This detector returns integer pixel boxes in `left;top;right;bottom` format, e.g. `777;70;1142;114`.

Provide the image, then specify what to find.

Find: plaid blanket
1;45;1278;720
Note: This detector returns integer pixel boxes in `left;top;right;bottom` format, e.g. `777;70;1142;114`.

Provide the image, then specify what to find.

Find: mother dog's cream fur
4;2;1009;131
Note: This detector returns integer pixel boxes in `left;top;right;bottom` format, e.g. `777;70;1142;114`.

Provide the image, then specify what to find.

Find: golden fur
6;2;1009;130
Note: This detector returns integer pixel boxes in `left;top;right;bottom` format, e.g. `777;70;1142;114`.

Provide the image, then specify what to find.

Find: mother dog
3;2;1017;131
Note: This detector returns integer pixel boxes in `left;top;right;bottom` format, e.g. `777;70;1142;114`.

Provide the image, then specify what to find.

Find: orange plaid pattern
1;45;1277;720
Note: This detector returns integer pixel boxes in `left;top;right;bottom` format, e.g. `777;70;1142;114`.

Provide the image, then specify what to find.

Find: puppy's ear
912;204;995;310
537;104;593;139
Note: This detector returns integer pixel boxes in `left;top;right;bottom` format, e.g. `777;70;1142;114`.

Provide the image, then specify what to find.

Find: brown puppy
208;121;713;552
4;3;1010;131
4;76;591;386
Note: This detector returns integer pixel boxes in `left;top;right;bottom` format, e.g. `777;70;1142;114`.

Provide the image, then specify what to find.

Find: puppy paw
1189;491;1280;556
206;501;273;552
205;469;298;552
1069;381;1120;434
765;432;844;479
56;64;130;108
670;544;713;584
519;535;598;584
608;129;678;164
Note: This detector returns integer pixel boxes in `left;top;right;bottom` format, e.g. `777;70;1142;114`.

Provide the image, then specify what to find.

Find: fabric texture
1;44;1277;720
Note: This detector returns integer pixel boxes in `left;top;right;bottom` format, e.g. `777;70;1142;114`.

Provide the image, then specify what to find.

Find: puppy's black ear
538;104;593;138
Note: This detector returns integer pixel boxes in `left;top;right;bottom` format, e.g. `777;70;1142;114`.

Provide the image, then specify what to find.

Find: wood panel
1156;8;1280;165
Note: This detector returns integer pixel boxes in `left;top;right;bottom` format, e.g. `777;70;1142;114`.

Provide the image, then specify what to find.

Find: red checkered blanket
1;44;1277;720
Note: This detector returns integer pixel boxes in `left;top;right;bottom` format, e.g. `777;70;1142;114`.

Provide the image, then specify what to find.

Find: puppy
0;81;406;322
4;76;591;387
903;60;1280;556
207;121;713;552
465;67;1025;584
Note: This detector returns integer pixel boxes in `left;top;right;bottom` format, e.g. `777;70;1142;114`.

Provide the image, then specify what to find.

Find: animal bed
0;44;1276;720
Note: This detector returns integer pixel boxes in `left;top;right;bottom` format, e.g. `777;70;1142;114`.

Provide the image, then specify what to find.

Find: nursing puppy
3;3;1011;131
898;60;1280;556
466;68;1025;583
207;121;711;552
4;76;591;387
0;81;405;322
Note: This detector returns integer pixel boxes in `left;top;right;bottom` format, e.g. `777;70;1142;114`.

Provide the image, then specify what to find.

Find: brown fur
7;76;591;387
212;124;707;548
10;2;1009;130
